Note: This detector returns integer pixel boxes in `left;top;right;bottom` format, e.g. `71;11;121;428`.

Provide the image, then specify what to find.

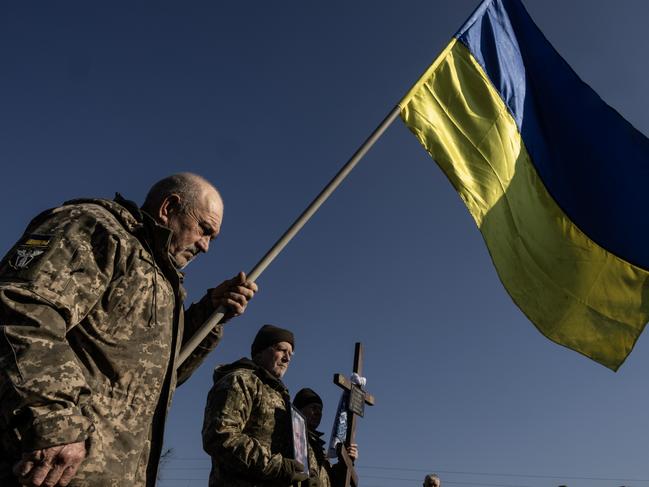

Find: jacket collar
214;357;289;395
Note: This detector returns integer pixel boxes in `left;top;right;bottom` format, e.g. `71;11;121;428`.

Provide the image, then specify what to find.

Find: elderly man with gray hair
424;473;441;487
0;172;257;487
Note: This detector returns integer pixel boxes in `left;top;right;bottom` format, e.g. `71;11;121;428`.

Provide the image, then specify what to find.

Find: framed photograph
290;405;309;474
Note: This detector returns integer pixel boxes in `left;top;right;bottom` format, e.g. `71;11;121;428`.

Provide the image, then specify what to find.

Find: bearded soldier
202;324;309;487
0;173;257;487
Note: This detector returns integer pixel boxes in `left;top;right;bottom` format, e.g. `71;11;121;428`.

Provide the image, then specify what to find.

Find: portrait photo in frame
290;405;309;474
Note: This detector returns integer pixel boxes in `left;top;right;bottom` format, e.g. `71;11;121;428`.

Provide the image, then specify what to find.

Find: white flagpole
177;106;401;366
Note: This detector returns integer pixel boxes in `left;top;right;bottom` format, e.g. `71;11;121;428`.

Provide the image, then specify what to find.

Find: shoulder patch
8;234;54;271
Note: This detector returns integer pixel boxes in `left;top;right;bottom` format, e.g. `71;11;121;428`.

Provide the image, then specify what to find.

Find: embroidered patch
9;234;53;270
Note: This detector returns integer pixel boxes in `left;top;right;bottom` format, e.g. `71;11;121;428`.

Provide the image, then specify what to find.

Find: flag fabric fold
399;0;649;370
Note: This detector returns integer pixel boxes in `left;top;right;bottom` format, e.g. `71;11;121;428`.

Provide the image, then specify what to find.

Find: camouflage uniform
0;195;222;486
202;358;297;487
306;430;332;487
307;429;355;487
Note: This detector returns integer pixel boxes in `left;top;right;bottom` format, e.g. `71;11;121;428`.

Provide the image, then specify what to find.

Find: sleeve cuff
19;408;94;451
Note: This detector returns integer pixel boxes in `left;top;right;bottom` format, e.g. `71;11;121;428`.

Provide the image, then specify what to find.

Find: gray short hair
142;173;217;215
424;474;440;484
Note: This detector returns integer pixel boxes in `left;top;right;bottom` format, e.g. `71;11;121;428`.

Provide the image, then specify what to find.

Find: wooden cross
332;342;375;487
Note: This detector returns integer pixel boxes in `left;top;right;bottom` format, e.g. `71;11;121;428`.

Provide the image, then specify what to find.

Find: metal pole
177;105;401;366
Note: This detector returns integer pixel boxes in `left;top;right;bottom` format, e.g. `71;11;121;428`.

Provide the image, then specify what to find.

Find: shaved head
142;172;222;216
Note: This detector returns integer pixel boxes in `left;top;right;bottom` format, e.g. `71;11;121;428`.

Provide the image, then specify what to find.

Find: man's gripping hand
347;443;359;462
208;271;258;322
13;441;86;487
280;458;309;483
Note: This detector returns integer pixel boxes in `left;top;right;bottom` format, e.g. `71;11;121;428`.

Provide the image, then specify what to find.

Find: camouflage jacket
0;195;223;486
306;429;354;487
202;358;296;487
306;430;332;487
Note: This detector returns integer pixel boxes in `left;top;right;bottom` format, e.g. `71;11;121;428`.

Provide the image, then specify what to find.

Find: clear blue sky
2;1;648;486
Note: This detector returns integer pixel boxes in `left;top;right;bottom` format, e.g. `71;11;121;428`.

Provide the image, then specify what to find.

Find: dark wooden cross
332;342;375;487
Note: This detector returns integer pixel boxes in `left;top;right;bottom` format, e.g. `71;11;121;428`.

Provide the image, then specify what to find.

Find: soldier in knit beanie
251;324;295;357
202;324;306;486
292;387;359;487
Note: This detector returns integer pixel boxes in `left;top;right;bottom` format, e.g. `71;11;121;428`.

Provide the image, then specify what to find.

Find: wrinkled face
300;402;323;431
257;342;293;379
161;187;223;269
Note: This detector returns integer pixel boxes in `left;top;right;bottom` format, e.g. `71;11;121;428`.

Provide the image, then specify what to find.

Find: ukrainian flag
400;0;649;370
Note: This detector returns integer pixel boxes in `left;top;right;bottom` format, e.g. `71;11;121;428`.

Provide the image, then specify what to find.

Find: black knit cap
293;388;323;410
251;324;295;357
